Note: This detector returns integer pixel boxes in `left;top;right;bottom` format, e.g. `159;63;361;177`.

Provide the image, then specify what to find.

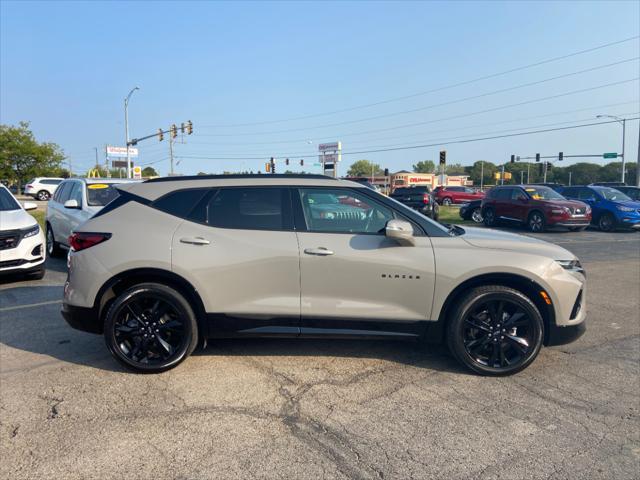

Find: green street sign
603;152;618;159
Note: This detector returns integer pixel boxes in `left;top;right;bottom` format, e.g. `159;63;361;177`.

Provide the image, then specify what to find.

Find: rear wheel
447;286;544;376
46;224;64;258
483;207;496;227
36;190;50;201
598;213;616;232
527;211;545;232
442;197;453;206
104;283;198;373
471;207;483;223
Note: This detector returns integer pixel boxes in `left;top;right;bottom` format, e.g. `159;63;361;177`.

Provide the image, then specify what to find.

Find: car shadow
0;284;464;375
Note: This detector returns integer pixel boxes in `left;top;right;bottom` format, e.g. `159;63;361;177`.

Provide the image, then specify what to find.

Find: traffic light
510;155;515;163
558;151;563;161
547;163;553;171
270;157;275;174
265;162;271;173
158;128;164;142
170;124;177;139
285;158;289;165
535;153;540;162
186;120;193;135
180;122;185;134
384;168;389;177
439;150;446;165
300;159;304;166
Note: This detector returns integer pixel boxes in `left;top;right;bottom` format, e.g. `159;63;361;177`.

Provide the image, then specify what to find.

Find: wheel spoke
154;333;174;356
503;310;527;328
489;342;500;366
465;318;491;333
465;334;490;351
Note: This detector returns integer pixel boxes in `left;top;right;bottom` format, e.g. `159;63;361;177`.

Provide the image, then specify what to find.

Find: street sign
603;152;618;159
318;142;341;152
111;160;132;168
132;166;142;180
106;146;139;158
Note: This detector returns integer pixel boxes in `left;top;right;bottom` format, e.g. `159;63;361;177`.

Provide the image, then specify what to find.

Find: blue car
560;185;640;232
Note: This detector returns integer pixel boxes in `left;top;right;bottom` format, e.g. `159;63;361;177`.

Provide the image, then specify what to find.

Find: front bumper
552;221;591;228
0;230;46;275
546;321;586;346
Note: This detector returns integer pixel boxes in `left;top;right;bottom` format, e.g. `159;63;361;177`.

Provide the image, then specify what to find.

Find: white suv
45;178;140;257
24;177;63;201
0;185;45;279
62;175;587;375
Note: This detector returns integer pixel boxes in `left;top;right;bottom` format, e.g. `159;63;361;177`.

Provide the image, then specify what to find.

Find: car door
510;187;529;221
493;188;513;219
59;181;85;243
295;187;436;335
48;181;71;244
171;186;301;335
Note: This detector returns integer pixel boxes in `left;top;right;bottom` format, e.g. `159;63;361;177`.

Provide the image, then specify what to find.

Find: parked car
45;178;140;257
560;185;640;231
389;185;438;220
433;186;485;206
62;174;586;376
459;199;483;223
482;185;591;232
23;177;64;201
0;184;45;279
613;186;640;201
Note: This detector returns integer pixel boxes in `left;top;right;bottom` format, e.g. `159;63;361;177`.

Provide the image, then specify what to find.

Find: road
1;229;639;479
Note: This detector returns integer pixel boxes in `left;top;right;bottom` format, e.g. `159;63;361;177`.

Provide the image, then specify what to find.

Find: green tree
141;166;159;177
444;163;466;175
468;161;498;187
346;159;382;177
412;160;435;173
0;121;65;189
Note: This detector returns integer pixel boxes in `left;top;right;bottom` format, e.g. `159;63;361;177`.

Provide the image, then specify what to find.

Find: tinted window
42;179;62;185
394;187;429;195
492;188;511;200
87;184;122;206
0;187;20;211
54;182;72;203
68;182;83;205
207;188;289;230
511;189;527;200
153;188;209;219
299;188;394;234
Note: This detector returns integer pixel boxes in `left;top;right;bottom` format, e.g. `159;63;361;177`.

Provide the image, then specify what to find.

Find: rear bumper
61;302;102;334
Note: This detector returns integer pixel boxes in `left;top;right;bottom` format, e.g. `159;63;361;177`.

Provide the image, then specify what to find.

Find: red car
481;185;592;232
433;186;485;205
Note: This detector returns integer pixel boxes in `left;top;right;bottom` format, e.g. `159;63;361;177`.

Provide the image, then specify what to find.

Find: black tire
446;285;544;376
104;283;198;373
442;197;453;206
46;223;64;258
527;211;546;233
569;226;587;232
483;207;497;227
471;207;483;224
598;213;616;232
36;190;50;201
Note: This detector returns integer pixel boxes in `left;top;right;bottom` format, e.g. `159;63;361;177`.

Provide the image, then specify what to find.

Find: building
390;171;471;190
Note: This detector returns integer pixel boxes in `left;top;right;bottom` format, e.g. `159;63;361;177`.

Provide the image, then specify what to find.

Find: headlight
556;259;585;275
22;224;40;238
616;205;634;212
551;207;570;214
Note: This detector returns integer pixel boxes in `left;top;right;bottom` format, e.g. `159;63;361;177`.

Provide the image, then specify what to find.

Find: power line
193;78;639;140
200;35;640;128
176;117;638;161
198;57;638;135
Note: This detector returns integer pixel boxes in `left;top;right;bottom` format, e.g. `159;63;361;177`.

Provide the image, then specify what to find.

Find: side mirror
385;219;415;246
23;202;38;211
64;199;80;209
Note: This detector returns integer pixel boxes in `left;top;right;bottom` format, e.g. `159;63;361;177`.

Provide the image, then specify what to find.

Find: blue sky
1;0;639;177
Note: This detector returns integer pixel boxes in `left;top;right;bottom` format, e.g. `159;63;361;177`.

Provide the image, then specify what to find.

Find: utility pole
104;145;110;178
569;171;572;186
543;161;548;183
622;118;626;183
124;86;140;179
94;147;99;170
169;134;175;175
527;163;530;183
480;161;484;190
520;171;524;184
500;165;505;185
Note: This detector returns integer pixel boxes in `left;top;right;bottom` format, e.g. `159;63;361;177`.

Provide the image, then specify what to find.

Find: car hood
460;226;574;260
0;209;38;231
537;199;587;209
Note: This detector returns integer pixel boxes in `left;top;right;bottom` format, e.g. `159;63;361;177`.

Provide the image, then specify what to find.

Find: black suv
389;186;439;220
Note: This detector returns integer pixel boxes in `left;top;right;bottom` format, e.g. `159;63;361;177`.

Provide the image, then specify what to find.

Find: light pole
597;114;626;183
124;87;140;179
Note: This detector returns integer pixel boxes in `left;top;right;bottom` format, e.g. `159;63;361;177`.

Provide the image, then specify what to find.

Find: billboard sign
132;166;142;179
106;146;139;158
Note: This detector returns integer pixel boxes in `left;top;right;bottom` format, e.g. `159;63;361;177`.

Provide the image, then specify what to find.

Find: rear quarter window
152;188;210;219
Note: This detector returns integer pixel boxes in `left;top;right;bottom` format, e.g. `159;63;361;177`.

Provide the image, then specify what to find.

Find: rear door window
206;188;292;231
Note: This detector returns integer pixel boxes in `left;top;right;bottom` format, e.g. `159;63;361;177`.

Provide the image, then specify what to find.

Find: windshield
596;187;632;202
524;186;565;200
0;187;20;211
86;183;121;206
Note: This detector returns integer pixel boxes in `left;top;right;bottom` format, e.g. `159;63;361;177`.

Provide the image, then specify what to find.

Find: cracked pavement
0;229;638;479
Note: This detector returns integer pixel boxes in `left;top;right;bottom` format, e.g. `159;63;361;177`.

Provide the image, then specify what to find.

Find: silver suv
62;175;587;375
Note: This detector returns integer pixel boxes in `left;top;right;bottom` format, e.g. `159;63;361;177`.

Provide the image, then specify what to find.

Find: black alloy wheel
483;208;496;227
528;211;545;233
598;213;616;232
447;286;544;376
104;283;198;373
471;207;483;223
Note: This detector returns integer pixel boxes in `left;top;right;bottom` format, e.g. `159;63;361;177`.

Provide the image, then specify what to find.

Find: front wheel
598;213;616;232
527;211;546;232
471;207;483;223
442;197;453;206
483;208;496;227
104;283;198;373
446;286;544;376
46;224;64;258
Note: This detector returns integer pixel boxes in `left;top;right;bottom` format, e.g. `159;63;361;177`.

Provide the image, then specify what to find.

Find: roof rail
145;173;337;183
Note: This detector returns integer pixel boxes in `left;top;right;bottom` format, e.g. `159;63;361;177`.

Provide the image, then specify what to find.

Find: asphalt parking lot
1;228;639;479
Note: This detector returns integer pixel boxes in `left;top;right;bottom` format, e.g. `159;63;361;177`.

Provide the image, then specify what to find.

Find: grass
438;205;475;225
29;209;46;229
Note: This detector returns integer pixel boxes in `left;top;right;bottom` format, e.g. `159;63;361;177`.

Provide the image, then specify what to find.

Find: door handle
180;236;210;246
304;247;334;256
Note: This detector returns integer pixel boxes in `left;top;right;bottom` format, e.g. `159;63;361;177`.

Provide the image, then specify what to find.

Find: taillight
423;194;430;204
69;232;111;251
26;184;33;189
